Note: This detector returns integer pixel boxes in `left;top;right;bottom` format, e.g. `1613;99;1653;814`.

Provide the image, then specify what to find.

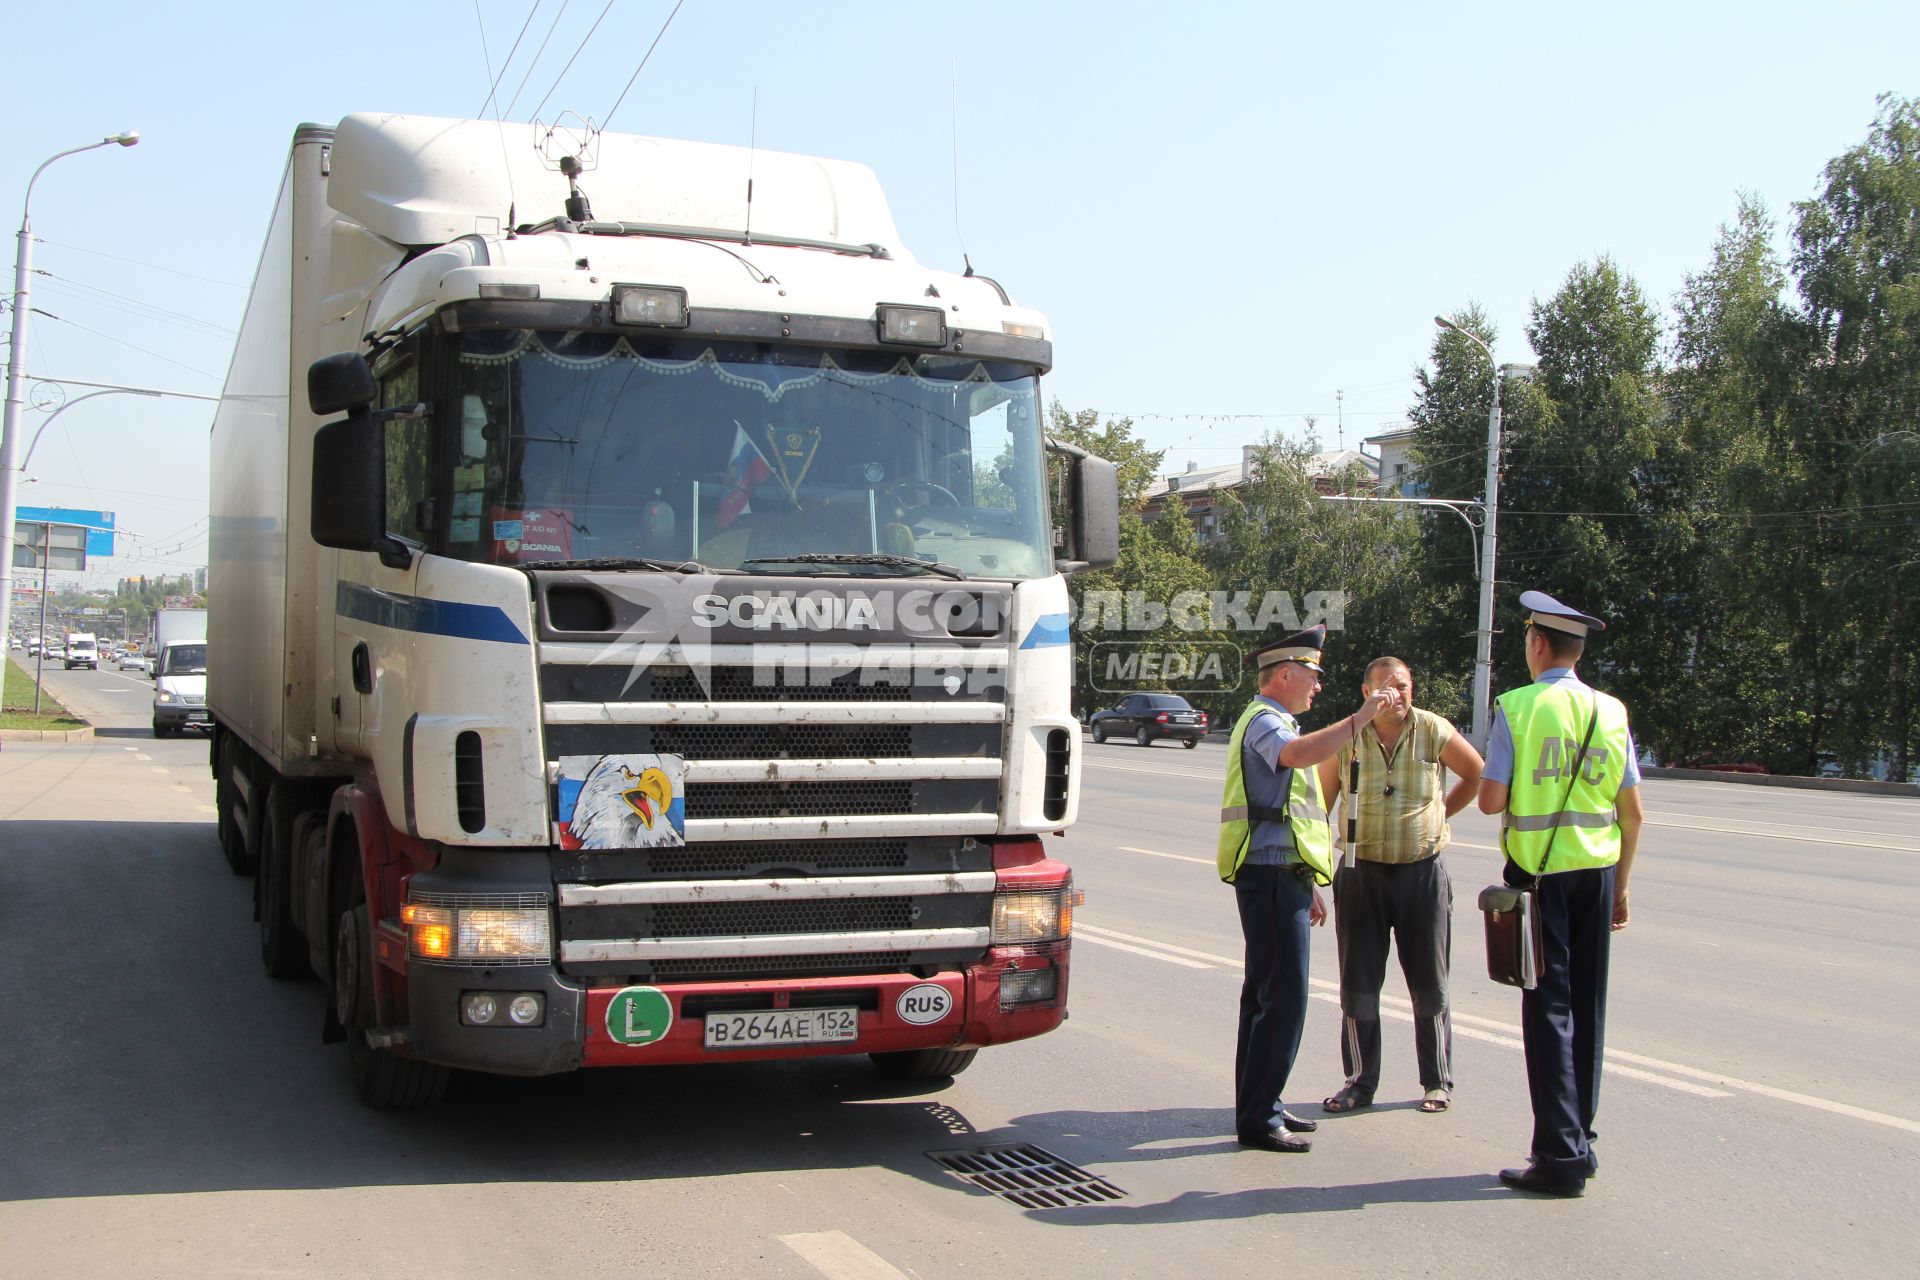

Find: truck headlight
156;690;178;703
990;884;1082;945
404;900;550;964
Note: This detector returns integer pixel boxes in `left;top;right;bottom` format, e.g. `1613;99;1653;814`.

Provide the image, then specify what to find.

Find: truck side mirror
309;352;376;416
1046;439;1121;574
311;414;387;554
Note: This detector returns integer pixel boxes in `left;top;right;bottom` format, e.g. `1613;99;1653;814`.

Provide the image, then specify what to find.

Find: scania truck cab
208;115;1118;1106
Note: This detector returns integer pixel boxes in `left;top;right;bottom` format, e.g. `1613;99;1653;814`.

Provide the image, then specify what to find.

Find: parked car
1090;693;1210;748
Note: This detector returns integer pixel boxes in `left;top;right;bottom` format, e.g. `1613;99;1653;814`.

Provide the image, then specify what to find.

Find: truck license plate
704;1007;858;1050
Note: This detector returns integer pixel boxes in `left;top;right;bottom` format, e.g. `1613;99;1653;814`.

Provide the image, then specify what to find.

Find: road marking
1117;844;1214;865
1084;758;1219;782
1076;930;1213;969
779;1231;910;1280
1641;816;1919;852
1303;993;1734;1098
151;767;170;774
1078;918;1918;1130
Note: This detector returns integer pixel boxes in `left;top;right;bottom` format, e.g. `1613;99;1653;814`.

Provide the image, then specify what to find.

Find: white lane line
1084;759;1219;781
1118;844;1213;865
1642;817;1918;853
1076;931;1213;969
779;1231;910;1280
1080;918;1915;1128
1303;993;1733;1098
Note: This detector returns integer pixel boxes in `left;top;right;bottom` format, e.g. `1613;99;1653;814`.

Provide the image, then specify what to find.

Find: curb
1642;766;1917;798
0;725;95;742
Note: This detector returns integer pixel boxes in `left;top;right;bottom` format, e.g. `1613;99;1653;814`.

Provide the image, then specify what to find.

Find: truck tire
258;785;308;979
153;721;171;739
868;1047;978;1081
215;735;254;877
334;871;448;1108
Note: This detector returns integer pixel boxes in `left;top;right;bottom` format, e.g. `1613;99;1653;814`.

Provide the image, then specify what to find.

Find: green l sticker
606;986;673;1046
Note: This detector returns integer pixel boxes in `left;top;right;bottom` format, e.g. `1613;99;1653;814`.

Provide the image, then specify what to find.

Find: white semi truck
207;114;1118;1106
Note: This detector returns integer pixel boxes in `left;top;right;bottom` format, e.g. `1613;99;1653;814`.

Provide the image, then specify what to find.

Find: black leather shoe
1281;1110;1318;1134
1239;1128;1312;1153
1498;1164;1585;1197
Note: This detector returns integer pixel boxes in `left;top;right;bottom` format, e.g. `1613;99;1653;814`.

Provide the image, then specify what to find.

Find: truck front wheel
333;874;449;1108
868;1047;978;1080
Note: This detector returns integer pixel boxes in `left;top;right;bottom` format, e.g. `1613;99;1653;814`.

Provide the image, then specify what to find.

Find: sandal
1322;1085;1373;1113
1419;1089;1450;1113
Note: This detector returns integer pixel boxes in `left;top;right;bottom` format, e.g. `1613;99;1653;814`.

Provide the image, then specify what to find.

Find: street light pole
1434;315;1504;749
20;387;165;470
0;130;139;651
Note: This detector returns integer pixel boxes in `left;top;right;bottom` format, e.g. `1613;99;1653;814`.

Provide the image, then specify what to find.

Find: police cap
1519;589;1606;637
1245;624;1328;673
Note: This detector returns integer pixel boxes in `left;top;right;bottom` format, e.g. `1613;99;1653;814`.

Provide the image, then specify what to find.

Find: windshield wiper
741;553;967;581
531;557;726;574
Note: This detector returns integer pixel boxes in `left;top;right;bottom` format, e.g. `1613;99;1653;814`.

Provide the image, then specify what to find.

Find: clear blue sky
5;0;1914;583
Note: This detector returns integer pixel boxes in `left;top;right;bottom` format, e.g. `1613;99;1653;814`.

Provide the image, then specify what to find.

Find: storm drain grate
929;1144;1126;1209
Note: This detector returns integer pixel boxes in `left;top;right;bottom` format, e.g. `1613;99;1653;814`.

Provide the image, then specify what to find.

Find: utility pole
0;131;139;651
1434;316;1511;750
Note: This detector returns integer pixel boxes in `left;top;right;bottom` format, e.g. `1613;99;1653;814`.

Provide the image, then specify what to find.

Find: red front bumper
578;943;1070;1068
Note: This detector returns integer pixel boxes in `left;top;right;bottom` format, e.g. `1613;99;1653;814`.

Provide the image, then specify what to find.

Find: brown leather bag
1479;884;1543;988
1480;703;1598;990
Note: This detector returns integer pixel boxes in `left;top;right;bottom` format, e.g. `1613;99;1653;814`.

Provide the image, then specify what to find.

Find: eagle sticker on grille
557;754;687;849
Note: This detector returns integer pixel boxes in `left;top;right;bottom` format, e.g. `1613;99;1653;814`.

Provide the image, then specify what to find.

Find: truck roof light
1001;320;1044;340
478;283;540;300
878;305;946;347
614;283;689;327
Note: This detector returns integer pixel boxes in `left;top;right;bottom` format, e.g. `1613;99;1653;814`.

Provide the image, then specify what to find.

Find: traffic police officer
1477;590;1645;1197
1220;625;1401;1152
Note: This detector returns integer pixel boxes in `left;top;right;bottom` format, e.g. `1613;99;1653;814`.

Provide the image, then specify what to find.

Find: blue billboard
17;506;115;556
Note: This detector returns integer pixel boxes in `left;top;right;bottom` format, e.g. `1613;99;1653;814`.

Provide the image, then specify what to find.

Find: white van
63;633;99;671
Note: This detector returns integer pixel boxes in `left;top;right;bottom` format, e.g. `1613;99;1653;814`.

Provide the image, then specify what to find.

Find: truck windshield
162;644;207;675
441;331;1053;579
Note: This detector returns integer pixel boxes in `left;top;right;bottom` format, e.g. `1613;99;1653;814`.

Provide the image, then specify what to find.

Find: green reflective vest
1497;679;1632;875
1218;700;1334;886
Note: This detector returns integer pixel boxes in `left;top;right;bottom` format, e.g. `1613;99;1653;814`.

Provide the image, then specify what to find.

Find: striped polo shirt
1332;706;1456;864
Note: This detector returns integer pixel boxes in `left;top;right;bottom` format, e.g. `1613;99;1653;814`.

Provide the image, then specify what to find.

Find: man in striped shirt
1316;657;1484;1115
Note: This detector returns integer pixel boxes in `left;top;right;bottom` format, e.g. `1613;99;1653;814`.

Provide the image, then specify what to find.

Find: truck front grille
652;896;916;938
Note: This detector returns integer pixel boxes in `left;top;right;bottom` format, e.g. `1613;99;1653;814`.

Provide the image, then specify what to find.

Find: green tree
1212;434;1433;729
1668;195;1816;769
1789;94;1920;776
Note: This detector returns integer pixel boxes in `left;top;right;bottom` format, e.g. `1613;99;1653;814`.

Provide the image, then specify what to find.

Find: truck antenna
951;61;973;276
744;86;758;247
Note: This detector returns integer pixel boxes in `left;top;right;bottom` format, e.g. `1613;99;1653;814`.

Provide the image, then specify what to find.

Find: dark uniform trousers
1332;854;1453;1095
1233;863;1313;1136
1505;858;1615;1181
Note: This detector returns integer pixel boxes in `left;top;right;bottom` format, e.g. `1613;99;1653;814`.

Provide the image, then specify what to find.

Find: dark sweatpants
1506;861;1614;1183
1233;864;1313;1137
1332;854;1453;1096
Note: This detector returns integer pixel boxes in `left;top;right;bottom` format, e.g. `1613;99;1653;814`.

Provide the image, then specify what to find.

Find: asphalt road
3;665;1916;1278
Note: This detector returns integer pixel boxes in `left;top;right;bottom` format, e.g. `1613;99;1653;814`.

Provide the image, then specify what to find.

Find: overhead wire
602;0;687;132
505;0;573;119
527;0;615;124
33;238;246;288
476;0;546;118
29;310;222;380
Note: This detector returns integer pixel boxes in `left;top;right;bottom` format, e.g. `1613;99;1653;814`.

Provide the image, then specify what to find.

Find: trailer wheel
333;871;448;1108
868;1047;978;1081
215;736;253;877
258;785;308;979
